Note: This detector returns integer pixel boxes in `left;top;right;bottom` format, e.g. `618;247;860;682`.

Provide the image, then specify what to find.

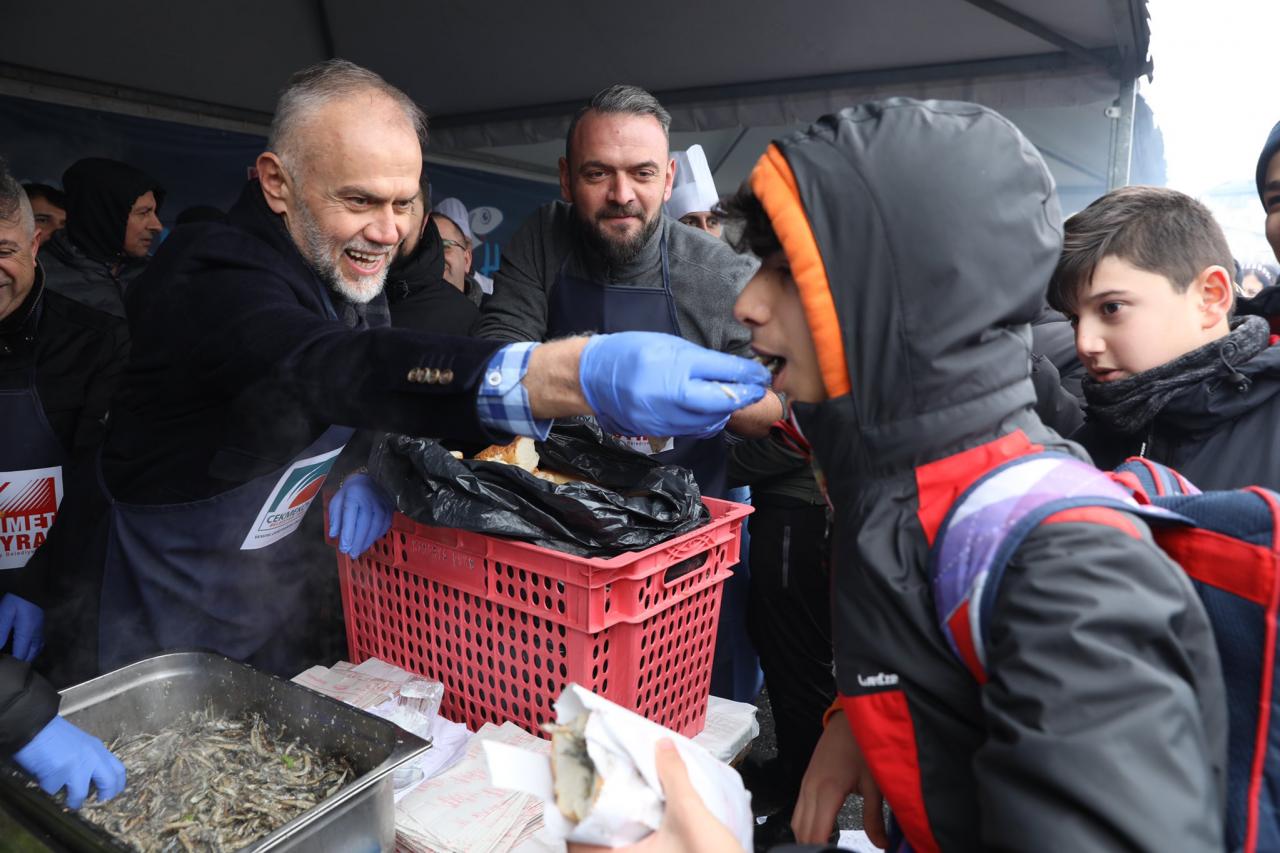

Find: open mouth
752;350;786;378
344;248;386;274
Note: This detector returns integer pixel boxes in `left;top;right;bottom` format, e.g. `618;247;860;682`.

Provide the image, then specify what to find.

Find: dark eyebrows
1082;288;1131;305
335;186;379;200
578;160;660;173
334;187;416;205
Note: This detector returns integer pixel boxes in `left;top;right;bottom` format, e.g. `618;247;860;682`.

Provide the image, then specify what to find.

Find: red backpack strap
1112;457;1202;501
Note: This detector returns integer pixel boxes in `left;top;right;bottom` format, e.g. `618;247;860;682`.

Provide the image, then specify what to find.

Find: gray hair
0;158;34;237
565;84;671;160
267;59;428;176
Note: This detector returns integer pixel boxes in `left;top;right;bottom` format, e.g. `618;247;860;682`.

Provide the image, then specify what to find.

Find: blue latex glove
0;593;44;662
328;473;394;558
13;716;127;809
580;332;770;438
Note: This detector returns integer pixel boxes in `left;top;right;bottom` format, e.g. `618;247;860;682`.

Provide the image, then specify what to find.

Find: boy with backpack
1047;185;1280;490
722;100;1227;851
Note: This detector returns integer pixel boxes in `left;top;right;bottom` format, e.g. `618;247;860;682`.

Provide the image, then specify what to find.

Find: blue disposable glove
580;332;770;438
13;716;127;809
328;473;394;558
0;593;44;662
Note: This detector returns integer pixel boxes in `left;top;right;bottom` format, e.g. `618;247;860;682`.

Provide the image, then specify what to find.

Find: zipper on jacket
1138;423;1155;458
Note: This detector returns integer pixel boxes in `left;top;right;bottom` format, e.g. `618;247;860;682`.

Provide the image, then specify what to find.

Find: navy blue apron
0;301;66;571
546;235;729;499
548;233;761;699
97;287;371;676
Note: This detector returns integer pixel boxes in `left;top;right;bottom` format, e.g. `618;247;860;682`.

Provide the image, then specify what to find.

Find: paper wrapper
484;684;753;849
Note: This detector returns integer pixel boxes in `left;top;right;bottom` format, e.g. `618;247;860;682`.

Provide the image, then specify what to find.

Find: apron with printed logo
0;310;66;570
97;286;367;675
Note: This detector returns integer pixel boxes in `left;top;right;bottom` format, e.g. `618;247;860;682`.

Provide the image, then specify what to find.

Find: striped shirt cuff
476;342;553;440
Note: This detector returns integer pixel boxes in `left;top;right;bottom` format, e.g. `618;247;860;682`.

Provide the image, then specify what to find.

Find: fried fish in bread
546;713;601;823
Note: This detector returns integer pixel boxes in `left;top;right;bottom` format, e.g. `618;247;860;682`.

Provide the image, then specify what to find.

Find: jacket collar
227;180;326;292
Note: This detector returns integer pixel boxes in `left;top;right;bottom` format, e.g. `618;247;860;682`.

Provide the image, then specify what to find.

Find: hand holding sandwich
568;739;744;853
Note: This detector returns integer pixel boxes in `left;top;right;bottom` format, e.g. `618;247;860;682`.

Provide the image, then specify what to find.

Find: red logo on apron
0;465;63;569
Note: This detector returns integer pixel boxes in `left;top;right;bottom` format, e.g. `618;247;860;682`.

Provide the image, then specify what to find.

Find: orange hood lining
749;145;852;398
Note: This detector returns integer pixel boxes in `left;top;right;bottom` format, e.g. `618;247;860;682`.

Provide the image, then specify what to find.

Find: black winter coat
0;272;129;459
39;230;148;321
386;219;481;336
99;181;505;503
1076;340;1280;491
0;655;58;756
0;272;128;608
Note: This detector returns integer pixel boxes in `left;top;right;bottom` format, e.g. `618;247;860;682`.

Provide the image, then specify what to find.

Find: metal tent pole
1106;77;1137;190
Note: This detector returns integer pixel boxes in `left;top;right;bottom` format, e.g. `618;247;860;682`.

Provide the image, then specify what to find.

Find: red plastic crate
328;497;751;738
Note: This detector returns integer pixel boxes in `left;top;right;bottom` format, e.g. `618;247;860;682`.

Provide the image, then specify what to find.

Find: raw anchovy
82;706;356;852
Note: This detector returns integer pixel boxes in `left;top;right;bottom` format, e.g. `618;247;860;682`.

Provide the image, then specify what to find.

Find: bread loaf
532;468;582;486
474;437;540;472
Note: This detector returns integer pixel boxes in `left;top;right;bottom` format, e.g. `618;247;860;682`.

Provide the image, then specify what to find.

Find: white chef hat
432;197;481;247
664;144;719;221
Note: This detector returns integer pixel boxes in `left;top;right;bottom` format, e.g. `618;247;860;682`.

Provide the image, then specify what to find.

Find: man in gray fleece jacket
478;84;782;703
476;85;782;498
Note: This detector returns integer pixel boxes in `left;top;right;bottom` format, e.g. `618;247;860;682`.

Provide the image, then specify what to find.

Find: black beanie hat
1256;120;1280;208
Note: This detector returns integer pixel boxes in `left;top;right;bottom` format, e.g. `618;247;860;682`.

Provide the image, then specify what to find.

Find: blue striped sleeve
475;342;553;439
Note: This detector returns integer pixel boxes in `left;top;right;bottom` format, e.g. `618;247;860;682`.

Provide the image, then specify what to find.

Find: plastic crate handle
662;552;710;587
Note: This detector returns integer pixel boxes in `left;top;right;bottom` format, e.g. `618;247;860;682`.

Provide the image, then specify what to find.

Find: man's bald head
257;61;427;305
267;59;427;180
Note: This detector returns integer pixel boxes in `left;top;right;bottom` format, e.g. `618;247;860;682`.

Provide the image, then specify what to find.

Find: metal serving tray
0;652;430;852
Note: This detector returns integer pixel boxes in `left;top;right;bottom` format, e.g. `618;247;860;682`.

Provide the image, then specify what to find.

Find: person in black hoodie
1048;185;1274;491
39;157;164;319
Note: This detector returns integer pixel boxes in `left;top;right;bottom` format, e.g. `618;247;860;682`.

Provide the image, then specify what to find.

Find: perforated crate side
338;551;727;737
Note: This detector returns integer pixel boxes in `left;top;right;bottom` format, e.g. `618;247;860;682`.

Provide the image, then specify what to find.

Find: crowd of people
4;57;1280;851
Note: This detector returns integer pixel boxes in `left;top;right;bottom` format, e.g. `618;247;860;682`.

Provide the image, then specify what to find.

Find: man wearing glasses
430;199;484;307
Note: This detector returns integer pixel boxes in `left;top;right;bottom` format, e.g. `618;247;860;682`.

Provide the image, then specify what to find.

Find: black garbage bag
369;419;711;556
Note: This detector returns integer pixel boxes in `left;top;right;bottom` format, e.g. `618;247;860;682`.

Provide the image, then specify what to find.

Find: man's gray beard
294;198;387;305
577;208;661;269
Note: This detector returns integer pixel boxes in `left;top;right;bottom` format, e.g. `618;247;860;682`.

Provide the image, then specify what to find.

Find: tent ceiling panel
7;0;1146;204
6;1;320;114
10;1;1144;120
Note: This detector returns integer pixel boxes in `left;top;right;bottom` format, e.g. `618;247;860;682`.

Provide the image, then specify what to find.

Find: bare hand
792;710;886;848
566;739;745;853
